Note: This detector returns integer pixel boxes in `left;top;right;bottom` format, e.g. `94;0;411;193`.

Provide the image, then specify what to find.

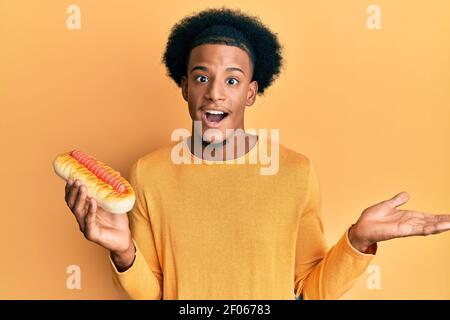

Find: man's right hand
65;178;135;271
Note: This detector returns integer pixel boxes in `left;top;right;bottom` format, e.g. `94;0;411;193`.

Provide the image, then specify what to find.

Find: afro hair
162;7;283;95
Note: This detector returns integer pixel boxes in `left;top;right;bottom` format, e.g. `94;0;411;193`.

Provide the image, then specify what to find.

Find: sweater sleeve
294;161;377;300
109;159;163;299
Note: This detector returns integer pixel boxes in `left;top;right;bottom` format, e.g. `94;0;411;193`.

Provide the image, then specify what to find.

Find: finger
435;214;450;223
65;179;74;203
407;211;450;224
403;210;436;222
84;198;98;241
385;191;410;209
434;221;450;234
67;179;81;208
73;185;88;215
418;221;450;236
73;186;89;230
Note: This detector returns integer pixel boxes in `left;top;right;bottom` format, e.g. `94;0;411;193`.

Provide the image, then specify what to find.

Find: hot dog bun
53;150;135;214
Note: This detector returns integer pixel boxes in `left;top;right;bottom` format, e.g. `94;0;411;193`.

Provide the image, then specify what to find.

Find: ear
181;76;188;102
245;80;258;107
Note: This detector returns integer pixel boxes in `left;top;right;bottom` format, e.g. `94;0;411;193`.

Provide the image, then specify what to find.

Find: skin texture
65;179;135;272
181;44;259;161
348;191;450;252
63;43;450;274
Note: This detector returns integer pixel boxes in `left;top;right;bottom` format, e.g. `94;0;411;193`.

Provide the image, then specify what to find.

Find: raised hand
65;178;135;270
349;192;450;252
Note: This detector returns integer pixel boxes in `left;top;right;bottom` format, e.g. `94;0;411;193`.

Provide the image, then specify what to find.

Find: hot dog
53;150;135;214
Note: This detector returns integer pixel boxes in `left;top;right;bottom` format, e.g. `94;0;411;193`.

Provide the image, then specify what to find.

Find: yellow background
1;0;449;299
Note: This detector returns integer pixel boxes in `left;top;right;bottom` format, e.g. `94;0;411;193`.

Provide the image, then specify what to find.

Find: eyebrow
190;65;246;76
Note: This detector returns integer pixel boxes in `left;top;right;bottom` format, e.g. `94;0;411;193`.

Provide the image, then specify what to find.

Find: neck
189;125;257;161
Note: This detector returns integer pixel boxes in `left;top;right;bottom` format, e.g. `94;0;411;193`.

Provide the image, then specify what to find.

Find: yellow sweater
110;136;376;299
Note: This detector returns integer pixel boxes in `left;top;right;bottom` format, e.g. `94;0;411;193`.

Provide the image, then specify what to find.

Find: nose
204;78;226;102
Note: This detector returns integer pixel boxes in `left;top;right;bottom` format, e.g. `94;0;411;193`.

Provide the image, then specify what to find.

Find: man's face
181;43;258;143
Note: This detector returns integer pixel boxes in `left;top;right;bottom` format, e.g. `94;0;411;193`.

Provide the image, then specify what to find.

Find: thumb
385;191;410;208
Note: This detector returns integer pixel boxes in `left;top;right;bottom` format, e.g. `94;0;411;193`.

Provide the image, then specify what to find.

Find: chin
202;129;227;145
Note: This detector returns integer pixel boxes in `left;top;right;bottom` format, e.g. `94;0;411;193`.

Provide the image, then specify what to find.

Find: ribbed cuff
343;225;378;258
109;240;138;275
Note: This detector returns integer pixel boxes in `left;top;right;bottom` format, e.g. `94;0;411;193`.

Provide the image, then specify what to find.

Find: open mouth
203;110;229;126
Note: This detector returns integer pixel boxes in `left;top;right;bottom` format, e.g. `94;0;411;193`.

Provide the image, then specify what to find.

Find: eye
227;78;239;85
195;75;208;83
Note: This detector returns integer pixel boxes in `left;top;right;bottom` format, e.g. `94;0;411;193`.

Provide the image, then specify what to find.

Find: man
64;7;450;299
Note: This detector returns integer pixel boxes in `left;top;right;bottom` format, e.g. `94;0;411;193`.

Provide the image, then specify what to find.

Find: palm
65;180;133;255
83;200;131;253
354;192;450;244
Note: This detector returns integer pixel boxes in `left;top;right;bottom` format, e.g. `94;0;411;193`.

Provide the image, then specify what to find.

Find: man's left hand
348;192;450;253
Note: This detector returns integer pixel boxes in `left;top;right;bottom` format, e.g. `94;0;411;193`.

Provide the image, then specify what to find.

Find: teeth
205;110;225;115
